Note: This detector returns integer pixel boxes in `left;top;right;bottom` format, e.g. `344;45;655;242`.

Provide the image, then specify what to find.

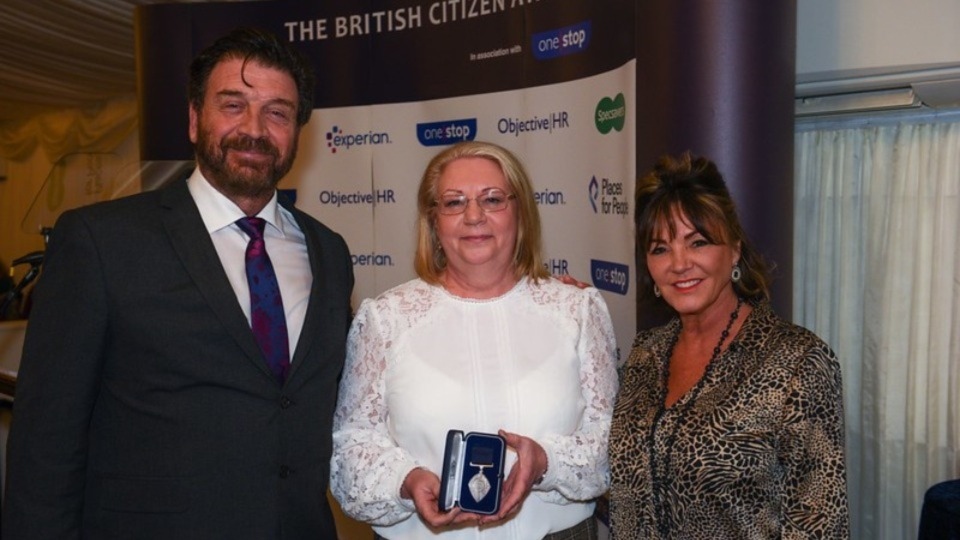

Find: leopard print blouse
609;301;849;539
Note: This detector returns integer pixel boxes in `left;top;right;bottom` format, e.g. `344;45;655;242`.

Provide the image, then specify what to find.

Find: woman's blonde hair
414;141;549;284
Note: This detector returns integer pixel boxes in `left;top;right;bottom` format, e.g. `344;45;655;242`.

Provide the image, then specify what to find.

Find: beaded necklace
648;295;744;537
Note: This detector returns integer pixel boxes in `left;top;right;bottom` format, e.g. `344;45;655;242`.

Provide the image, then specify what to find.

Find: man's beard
194;127;297;200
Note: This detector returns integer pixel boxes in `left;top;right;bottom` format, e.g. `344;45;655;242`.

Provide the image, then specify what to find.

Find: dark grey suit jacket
2;179;354;539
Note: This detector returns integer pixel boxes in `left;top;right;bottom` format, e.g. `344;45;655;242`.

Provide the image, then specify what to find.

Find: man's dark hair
188;27;316;126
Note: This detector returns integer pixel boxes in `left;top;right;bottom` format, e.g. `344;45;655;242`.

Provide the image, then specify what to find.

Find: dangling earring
731;264;742;283
653;284;661;298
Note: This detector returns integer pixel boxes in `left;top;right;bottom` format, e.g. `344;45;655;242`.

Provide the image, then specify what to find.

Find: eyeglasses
435;188;516;215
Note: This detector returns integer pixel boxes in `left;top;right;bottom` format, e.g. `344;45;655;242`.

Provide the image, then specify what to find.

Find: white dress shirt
186;170;311;359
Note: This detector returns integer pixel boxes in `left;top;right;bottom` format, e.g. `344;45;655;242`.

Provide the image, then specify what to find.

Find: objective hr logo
588;176;628;216
595;93;626;134
497;111;570;137
416;118;477;147
319;189;396;207
532;21;591;60
326;125;392;153
543;258;570;276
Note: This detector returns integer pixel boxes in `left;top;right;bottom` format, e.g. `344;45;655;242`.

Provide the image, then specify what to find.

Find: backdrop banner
138;2;635;533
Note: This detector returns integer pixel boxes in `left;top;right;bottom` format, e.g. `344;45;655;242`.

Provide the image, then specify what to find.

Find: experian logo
591;259;629;295
351;252;394;267
326;125;392;153
532;21;591;60
595;93;626;134
416;119;477;147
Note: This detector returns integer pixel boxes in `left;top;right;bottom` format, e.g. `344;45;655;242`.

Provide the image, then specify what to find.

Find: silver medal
467;462;491;502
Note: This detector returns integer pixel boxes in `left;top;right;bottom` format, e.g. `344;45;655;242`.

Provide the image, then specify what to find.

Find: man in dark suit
2;28;354;539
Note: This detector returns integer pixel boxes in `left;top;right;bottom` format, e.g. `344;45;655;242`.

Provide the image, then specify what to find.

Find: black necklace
648;296;744;536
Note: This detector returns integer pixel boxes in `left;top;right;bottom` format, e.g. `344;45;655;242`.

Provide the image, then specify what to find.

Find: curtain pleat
795;119;960;539
0;95;137;162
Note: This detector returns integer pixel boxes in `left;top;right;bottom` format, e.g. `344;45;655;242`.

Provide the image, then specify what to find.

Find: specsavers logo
595;93;625;134
326;125;392;153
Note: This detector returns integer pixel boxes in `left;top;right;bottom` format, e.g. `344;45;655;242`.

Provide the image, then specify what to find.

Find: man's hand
555;274;589;289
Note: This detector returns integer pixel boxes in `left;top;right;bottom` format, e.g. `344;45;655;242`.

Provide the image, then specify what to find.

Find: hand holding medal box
438;430;506;515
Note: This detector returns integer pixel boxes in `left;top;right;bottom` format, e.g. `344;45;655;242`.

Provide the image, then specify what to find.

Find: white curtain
794;112;960;539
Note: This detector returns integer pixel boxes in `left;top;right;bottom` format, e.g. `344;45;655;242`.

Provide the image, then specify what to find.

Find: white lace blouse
331;277;619;539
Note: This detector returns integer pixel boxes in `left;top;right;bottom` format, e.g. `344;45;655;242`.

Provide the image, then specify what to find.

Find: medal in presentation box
438;430;506;515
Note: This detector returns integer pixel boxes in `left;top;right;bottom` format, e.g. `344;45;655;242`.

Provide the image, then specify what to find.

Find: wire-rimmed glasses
435;188;516;215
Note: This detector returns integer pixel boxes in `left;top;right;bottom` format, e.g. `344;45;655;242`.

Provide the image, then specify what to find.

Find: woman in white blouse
331;141;619;539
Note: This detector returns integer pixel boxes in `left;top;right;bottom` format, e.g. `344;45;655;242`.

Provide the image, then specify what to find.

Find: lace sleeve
536;288;619;503
330;298;419;526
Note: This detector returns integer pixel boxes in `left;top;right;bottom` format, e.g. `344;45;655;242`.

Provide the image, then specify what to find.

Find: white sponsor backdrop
136;3;635;537
285;62;636;363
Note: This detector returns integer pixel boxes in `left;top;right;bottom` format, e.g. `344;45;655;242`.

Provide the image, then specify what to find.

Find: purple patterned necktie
236;217;290;384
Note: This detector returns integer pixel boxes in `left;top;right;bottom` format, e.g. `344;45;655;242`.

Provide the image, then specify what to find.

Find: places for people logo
588;175;628;216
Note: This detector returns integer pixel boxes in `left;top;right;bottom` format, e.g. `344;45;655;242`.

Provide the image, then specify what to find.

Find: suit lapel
159;180;275;381
282;201;328;384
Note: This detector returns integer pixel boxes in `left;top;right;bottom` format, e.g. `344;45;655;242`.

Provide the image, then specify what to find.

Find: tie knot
236;217;266;240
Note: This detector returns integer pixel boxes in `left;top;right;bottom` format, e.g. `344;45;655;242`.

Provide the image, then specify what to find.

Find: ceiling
7;2;960;128
0;0;248;126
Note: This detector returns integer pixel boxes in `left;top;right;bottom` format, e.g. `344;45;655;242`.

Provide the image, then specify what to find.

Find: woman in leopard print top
609;153;849;539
